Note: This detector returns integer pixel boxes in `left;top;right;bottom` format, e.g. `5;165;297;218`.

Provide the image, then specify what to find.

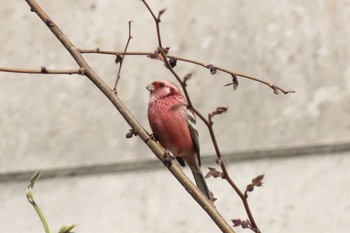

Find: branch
113;20;133;90
23;1;234;233
78;49;295;95
0;67;83;75
141;0;164;48
209;111;261;233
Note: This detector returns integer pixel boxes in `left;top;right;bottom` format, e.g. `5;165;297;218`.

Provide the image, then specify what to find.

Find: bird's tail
190;165;210;199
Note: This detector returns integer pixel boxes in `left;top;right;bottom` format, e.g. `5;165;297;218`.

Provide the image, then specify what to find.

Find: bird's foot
145;134;158;143
163;150;175;167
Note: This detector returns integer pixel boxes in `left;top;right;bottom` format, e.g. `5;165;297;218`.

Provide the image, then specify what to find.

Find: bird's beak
146;84;155;92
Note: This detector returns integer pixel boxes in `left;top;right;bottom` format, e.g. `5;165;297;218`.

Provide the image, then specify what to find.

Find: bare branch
113;20;133;91
78;49;294;95
141;0;163;48
0;67;83;75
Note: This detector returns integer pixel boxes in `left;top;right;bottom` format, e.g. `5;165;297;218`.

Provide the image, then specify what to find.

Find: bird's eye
159;82;165;87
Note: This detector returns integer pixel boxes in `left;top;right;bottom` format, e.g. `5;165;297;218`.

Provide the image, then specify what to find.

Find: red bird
146;80;210;199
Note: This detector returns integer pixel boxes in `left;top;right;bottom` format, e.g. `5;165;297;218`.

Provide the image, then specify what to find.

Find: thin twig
26;170;51;233
0;67;83;75
79;49;148;56
171;57;295;95
141;0;163;48
113;20;133;91
208;114;260;233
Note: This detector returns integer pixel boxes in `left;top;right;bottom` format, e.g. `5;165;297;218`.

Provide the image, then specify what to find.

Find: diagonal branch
208;113;260;233
24;1;235;233
113;20;133;91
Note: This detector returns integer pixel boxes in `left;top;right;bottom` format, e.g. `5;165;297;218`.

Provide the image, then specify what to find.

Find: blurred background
1;0;349;232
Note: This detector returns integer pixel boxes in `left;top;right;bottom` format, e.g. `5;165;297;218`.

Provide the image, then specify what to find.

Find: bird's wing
186;109;201;166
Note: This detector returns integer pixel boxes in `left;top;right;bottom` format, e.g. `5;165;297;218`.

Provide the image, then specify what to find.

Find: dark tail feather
190;166;210;199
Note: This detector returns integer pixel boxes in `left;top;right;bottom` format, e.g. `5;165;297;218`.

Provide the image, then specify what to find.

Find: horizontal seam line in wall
1;141;350;183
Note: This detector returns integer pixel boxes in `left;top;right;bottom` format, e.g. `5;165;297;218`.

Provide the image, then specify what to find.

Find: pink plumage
146;80;210;198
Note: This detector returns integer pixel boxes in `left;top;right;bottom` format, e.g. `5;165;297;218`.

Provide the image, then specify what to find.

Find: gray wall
1;0;349;233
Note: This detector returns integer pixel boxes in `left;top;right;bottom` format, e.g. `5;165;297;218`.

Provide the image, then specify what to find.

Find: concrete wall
2;152;349;233
1;0;349;232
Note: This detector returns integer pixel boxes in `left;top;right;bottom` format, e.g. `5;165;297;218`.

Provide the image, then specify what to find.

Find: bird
146;79;210;199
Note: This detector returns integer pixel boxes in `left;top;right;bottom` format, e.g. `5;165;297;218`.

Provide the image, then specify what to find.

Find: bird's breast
148;99;193;158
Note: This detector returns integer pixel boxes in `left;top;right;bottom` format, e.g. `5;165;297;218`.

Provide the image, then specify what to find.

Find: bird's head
146;80;182;99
